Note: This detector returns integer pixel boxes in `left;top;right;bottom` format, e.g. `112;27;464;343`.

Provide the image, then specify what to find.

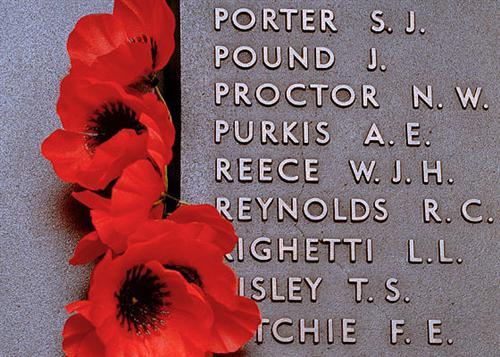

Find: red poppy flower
70;159;236;264
41;74;175;190
67;0;175;92
64;251;213;356
64;227;260;356
128;221;261;353
70;159;164;264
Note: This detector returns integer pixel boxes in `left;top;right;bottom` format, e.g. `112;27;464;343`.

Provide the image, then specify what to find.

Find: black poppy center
115;264;170;335
164;264;203;287
86;102;145;150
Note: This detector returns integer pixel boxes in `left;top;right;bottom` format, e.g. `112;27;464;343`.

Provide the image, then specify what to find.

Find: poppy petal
151;262;214;352
111;159;164;224
82;129;148;190
72;190;110;211
63;314;105;357
139;108;175;173
69;231;108;265
129;229;239;308
66;300;92;316
168;205;237;253
67;14;128;66
41;130;91;184
103;325;189;357
87;159;164;253
90;209;125;253
72;41;154;90
206;296;261;353
114;0;175;70
162;235;239;308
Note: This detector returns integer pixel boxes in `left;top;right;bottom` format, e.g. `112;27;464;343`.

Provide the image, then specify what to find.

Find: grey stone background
0;1;113;356
181;1;499;356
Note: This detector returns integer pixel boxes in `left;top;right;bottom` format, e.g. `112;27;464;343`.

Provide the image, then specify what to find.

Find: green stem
154;86;168;109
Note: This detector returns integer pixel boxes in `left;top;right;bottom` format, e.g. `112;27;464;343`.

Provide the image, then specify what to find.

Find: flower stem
161;193;190;219
154;86;168;108
153;86;182;215
163;193;190;206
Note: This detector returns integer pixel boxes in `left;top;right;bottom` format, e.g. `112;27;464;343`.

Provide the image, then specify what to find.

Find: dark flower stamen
164;264;202;287
115;264;170;335
86;102;145;150
129;34;159;70
127;35;160;93
150;37;159;70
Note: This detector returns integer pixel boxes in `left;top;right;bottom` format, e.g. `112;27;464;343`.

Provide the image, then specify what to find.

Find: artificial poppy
41;74;175;190
67;0;175;92
64;251;213;356
127;221;261;354
70;159;164;263
70;159;237;264
65;227;260;356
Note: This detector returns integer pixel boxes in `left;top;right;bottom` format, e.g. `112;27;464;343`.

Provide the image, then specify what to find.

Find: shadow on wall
58;185;93;236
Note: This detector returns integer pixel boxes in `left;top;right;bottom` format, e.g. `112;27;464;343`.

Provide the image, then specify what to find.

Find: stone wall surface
0;1;113;356
180;1;498;356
